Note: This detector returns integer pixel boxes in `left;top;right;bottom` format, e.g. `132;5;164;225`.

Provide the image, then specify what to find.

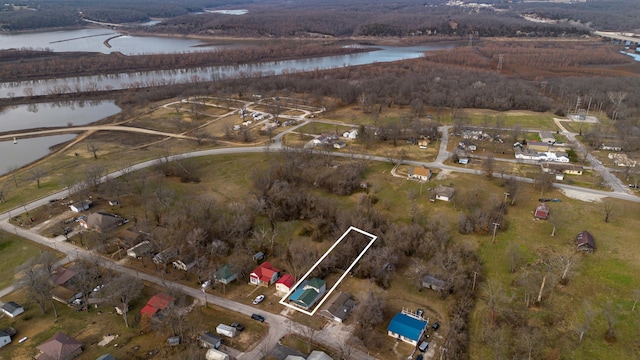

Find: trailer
205;348;230;360
215;324;237;338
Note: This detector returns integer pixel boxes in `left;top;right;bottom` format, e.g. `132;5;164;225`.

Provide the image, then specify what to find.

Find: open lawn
0;233;61;290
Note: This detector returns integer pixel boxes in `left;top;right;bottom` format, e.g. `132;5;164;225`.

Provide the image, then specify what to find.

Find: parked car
251;314;265;322
252;294;265;305
416;309;424;318
93;284;104;292
230;322;244;332
416;355;424;360
629;184;640;189
432;322;440;331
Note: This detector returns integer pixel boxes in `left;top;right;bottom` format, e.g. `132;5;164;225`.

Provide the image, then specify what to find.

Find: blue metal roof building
387;312;428;346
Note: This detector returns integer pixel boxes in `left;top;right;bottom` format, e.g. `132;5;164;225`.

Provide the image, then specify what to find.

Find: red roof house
36;331;82;360
249;261;280;287
534;203;550;220
140;293;175;318
276;274;295;295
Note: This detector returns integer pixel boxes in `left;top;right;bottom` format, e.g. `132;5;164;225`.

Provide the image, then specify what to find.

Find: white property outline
279;226;378;316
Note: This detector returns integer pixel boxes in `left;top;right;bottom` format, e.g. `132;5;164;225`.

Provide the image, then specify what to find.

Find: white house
1;301;24;318
69;200;92;213
0;331;11;349
434;185;455;201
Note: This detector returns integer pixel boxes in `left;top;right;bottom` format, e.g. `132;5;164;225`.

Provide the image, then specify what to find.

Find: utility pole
472;271;478;292
497;54;504;71
491;222;500;244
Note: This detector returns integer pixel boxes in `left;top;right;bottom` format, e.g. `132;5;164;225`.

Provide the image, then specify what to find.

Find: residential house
51;286;78;305
198;331;222;349
140;293;175;318
458;139;477;151
276;274;295;296
96;355;116;360
539;130;556;144
576;231;596;253
172;254;198;271
284;356;306;360
539;152;570;163
434;185;455;202
1;301;24;318
458;157;469;165
214;264;238;285
0;330;11;349
79;212;126;233
114;229;142;249
333;141;347;149
36;331;82;360
318;292;355;323
69;200;92;213
421;275;448;292
408;166;432;182
387;310;429;346
541;163;584;176
514;147;541;161
289;278;326;310
249;262;280;287
153;248;178;265
216;324;237;338
126;241;152;259
534;203;550;220
418;139;430;149
307;351;333;360
600;144;622;151
52;267;77;286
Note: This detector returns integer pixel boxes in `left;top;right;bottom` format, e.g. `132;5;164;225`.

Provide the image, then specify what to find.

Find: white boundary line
278;226;378;316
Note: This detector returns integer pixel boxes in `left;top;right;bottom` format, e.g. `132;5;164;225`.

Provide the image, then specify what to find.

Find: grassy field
0;233;62;290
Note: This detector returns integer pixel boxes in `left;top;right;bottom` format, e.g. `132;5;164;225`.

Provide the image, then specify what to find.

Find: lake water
0;101;120;132
0;134;76;175
0;28;236;54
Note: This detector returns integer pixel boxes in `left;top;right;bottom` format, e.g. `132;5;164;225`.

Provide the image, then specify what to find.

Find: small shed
216;324;237;338
576;231;595;253
534;203;550;220
206;348;230;360
253;252;265;262
167;336;180;346
198;331;222;349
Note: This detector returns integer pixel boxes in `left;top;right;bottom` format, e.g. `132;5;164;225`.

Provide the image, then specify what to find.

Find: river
0;134;76;175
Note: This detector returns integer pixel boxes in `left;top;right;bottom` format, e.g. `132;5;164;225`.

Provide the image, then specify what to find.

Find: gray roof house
318;292;355;323
1;301;24;318
434;185;455;202
421;275;448;292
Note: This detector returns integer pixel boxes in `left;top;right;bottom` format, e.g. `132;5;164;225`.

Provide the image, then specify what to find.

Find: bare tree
632;289;640;311
534;170;554;196
481;155;495;178
28;167;46;188
87;143;100;159
0;181;9;203
506;242;526;274
602;301;618;342
301;326;316;353
573;300;596;342
84;164;108;191
102;274;143;328
353;290;384;344
74;259;101;312
602;199;614;223
16;261;52;314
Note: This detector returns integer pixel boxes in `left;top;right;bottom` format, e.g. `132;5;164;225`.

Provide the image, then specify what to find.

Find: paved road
0;125;197;141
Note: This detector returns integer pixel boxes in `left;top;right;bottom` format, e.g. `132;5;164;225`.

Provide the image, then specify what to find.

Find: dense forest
2;0;635;35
